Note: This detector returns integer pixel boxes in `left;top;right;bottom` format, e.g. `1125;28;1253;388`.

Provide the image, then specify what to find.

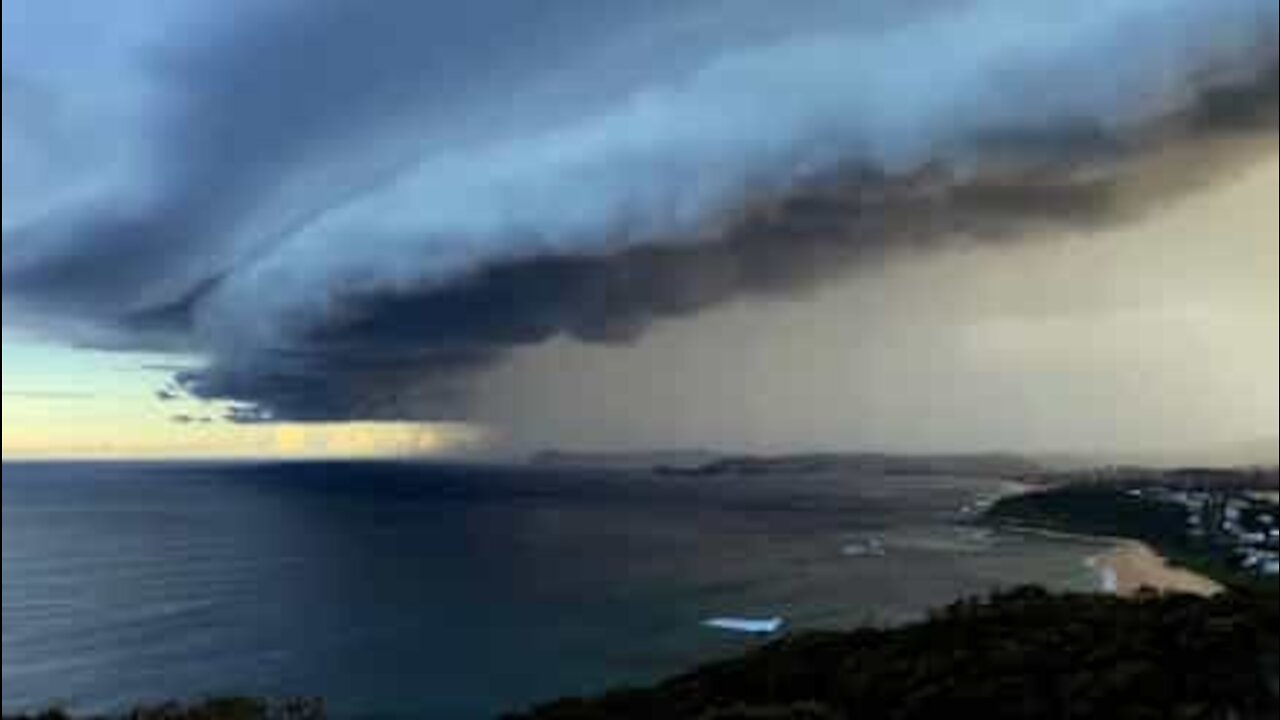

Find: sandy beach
1250;491;1280;506
1090;542;1223;598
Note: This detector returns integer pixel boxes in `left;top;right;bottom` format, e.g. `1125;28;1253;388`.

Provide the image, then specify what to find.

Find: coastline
1087;541;1224;598
980;482;1241;598
1251;491;1280;506
986;523;1223;597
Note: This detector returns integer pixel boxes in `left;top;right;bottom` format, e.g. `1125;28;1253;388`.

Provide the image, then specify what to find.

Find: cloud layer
2;0;1277;423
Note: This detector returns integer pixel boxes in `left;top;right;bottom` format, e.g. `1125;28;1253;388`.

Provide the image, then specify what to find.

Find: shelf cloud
3;0;1276;423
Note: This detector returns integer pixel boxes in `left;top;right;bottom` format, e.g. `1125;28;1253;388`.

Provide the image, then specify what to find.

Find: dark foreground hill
6;589;1278;720
507;588;1279;720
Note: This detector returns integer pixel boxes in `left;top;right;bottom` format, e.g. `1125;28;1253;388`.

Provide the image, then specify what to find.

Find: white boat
703;617;785;635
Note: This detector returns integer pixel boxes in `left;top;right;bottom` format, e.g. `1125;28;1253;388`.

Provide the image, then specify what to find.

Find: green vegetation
508;588;1278;720
987;485;1190;543
985;483;1279;590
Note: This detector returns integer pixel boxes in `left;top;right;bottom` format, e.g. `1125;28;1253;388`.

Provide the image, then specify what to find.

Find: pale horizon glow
1;339;490;460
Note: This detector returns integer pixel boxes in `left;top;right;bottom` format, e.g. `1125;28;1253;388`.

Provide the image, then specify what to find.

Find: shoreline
985;523;1223;597
988;521;1127;547
1086;541;1224;598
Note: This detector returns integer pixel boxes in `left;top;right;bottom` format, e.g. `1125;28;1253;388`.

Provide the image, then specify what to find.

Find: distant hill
530;450;1045;479
530;450;722;471
528;443;1280;479
660;453;1045;479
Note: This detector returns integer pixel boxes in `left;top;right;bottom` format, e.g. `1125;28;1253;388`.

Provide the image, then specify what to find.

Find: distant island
530;450;724;471
655;453;1048;480
530;446;1280;481
531;450;1048;480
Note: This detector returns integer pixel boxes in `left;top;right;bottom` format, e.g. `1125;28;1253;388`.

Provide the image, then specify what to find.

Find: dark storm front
2;463;1096;719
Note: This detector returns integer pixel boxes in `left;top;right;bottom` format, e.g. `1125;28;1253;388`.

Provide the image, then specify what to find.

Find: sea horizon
3;460;1104;719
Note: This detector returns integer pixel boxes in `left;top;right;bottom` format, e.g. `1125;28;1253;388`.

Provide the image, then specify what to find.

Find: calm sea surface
2;462;1101;719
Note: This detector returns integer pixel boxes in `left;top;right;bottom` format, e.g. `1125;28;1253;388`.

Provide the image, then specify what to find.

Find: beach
1251;492;1280;506
1090;542;1223;598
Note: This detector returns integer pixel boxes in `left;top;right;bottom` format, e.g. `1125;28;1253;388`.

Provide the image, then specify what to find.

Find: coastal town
990;466;1280;586
1131;486;1280;577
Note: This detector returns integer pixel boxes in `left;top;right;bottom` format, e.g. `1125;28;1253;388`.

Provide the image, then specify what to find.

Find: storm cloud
2;0;1277;423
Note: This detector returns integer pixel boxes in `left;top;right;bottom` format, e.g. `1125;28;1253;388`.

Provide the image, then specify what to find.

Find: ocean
2;462;1102;719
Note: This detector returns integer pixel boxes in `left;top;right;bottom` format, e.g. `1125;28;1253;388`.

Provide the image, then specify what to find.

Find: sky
2;0;1277;460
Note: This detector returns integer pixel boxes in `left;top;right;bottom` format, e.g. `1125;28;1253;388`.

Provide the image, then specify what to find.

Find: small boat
703;617;785;635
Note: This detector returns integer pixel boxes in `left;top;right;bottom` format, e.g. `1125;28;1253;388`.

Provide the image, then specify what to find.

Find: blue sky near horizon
1;336;487;459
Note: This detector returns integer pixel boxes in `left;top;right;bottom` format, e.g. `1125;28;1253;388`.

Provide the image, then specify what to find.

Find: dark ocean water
2;462;1101;719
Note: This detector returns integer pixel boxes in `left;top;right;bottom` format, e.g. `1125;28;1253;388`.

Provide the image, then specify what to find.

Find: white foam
841;538;887;558
1100;567;1120;594
703;617;785;635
